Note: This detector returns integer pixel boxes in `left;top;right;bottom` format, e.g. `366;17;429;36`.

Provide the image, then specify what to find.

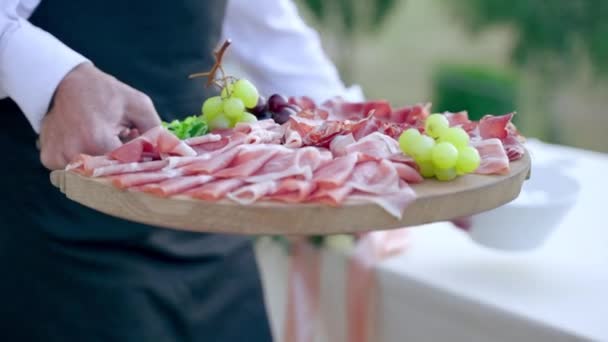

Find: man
0;0;357;340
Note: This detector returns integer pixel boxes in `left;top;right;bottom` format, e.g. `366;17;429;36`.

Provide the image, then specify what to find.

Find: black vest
0;0;252;253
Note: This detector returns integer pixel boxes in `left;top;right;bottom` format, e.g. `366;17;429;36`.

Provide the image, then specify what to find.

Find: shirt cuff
0;19;89;133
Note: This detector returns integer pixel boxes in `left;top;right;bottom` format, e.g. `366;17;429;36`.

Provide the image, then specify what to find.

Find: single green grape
431;142;459;169
202;96;223;119
240;112;258;123
232;79;259;108
439;127;469;148
398;128;421;156
223;97;245;119
435;168;457;181
418;160;436;178
207;114;231;131
425;113;449;139
410;135;436;163
455;146;481;174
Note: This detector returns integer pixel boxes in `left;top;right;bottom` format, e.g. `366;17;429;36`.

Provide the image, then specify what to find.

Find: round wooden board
50;151;530;235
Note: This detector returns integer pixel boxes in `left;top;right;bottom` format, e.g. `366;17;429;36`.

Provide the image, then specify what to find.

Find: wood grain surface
50;151;530;235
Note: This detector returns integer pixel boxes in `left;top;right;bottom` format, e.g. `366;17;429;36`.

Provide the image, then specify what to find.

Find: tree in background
299;0;399;83
444;0;608;78
442;0;608;141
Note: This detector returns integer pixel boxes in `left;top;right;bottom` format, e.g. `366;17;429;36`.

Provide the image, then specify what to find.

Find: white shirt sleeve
221;0;364;103
0;0;89;132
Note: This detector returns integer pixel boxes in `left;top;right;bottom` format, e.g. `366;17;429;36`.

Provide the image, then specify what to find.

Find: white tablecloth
257;140;608;341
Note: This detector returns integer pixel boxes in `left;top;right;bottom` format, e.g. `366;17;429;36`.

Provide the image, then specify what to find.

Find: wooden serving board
50;151;530;235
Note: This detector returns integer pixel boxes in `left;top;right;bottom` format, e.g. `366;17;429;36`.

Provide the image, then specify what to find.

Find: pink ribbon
283;239;322;342
283;229;409;342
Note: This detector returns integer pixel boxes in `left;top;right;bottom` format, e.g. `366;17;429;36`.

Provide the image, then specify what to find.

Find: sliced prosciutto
266;178;317;203
213;145;289;178
66;155;118;175
348;160;400;195
110;169;184;189
472;138;510;175
344;132;401;161
141;175;214;197
348;181;416;219
110;126;196;163
313;153;358;189
92;160;169;177
244;147;330;183
185;178;245;201
227;181;278;205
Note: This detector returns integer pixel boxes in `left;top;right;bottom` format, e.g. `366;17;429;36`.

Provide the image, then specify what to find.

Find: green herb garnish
162;115;209;140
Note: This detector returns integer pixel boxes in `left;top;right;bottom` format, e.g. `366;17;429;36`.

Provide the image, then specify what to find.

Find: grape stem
188;39;232;88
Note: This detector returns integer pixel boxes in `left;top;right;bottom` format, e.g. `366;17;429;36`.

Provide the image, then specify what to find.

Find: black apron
0;1;272;341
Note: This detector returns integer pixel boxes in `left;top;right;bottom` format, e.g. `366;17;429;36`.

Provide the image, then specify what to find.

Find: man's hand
39;63;162;170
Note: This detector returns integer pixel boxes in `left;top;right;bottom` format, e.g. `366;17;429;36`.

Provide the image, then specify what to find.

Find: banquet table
256;140;608;342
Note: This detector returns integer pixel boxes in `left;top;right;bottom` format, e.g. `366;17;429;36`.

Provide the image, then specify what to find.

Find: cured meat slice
348;181;416;219
227;181;278;205
345;132;401;161
182;145;244;174
109;136;155;163
234;119;280;134
329;134;356;157
472;138;510;175
321;98;392;121
503;135;525;161
92;160;169;177
66;155;118;175
185;178;245;200
162;156;207;170
390;103;431;125
284;127;303;148
245;147;330;183
308;184;353;206
110;169;183;189
444;111;471;127
213;145;289;178
288;96;317;111
265;178;317;203
313;153;358;189
185;134;222;146
348;160;400;195
392;162;423;183
245;128;284;145
141;175;214;197
478;113;514;140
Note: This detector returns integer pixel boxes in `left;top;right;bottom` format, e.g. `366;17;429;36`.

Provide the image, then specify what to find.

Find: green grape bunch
190;40;261;131
398;113;481;181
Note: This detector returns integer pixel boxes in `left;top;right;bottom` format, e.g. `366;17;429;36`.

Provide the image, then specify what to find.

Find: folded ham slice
265;178;317;203
472;138;510;175
213;145;290;178
313;153;358;189
92;159;169;177
185;178;245;200
245;147;329;183
348;181;416;219
110;126;196;163
227;181;278;205
141;175;214;197
110;169;184;189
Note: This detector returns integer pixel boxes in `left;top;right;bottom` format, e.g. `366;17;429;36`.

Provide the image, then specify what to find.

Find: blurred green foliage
444;0;608;77
432;65;519;122
299;0;400;82
301;0;399;34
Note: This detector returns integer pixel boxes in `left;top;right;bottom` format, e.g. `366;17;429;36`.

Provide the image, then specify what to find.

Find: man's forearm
0;0;89;132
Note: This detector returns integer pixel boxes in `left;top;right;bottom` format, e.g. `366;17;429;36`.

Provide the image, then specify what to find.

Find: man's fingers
126;93;162;134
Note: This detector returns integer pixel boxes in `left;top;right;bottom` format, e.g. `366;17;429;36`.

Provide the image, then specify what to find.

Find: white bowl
467;163;580;251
